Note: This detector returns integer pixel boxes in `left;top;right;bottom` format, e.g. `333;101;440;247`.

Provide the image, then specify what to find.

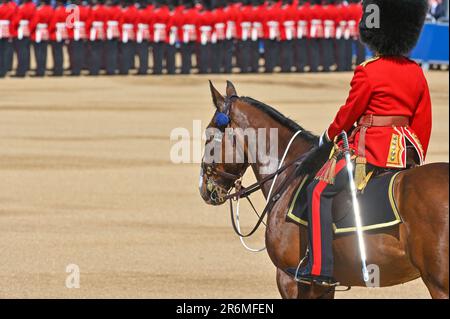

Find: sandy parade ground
0;71;448;298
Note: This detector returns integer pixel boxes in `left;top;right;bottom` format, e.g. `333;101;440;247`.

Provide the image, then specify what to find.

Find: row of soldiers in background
0;0;367;78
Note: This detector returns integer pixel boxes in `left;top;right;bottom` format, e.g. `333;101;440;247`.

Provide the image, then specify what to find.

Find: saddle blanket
286;171;402;234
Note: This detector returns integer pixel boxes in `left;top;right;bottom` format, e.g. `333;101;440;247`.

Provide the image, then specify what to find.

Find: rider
287;0;432;286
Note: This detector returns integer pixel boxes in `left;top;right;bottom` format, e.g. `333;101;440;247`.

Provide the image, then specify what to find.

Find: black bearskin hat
359;0;428;56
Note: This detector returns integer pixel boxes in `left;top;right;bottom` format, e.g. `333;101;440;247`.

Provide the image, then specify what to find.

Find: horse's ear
226;80;237;97
209;80;225;111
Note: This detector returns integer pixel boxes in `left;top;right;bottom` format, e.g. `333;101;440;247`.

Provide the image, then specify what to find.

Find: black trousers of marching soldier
223;39;234;74
166;43;177;75
237;40;252;73
180;42;195;74
89;40;104;76
249;40;259;73
14;38;31;77
0;39;12;77
295;38;309;72
264;39;279;73
136;40;149;75
152;42;165;75
210;41;223;74
280;40;294;73
33;41;48;77
198;43;212;74
309;38;321;72
68;40;85;76
119;41;134;75
51;40;64;76
105;39;118;75
321;38;335;72
336;38;351;72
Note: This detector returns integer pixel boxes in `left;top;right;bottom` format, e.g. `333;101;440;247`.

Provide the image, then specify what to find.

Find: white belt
122;23;133;43
73;21;85;41
241;21;251;41
284;20;295;40
251;22;262;41
17;19;29;40
35;23;48;43
90;21;103;41
169;26;178;45
200;25;212;45
267;21;279;40
107;21;118;40
226;21;235;39
182;24;195;43
0;20;9;26
107;21;118;26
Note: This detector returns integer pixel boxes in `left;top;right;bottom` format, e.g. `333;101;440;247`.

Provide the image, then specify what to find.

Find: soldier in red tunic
166;1;182;75
262;0;281;73
151;0;170;74
279;0;297;72
30;0;53;77
118;0;138;75
67;0;90;76
294;0;311;73
0;0;15;77
87;0;108;75
135;0;151;75
105;0;121;75
321;0;337;72
11;0;36;77
197;0;214;74
49;0;68;76
222;0;239;74
179;0;198;74
308;0;324;72
287;0;431;286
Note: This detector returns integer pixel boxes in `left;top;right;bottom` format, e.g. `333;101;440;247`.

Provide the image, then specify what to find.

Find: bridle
201;94;314;238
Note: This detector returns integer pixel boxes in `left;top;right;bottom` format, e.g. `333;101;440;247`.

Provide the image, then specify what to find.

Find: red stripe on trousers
311;159;347;276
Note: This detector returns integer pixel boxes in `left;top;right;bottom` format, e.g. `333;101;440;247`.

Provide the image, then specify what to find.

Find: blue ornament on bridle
215;112;230;127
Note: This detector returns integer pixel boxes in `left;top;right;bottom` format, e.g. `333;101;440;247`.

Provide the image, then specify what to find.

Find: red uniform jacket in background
49;5;68;41
322;3;337;39
30;4;53;42
167;6;183;45
197;8;213;44
262;3;280;40
309;3;324;39
280;3;297;41
12;1;36;39
152;5;169;43
0;1;16;39
105;4;121;40
120;5;138;42
68;4;90;40
296;2;311;39
88;4;108;41
326;57;432;168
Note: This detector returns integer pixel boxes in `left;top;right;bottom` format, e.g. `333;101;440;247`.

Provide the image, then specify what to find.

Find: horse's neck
231;101;312;199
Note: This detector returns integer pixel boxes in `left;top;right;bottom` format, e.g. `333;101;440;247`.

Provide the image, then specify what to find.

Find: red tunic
29;4;53;42
223;3;239;40
167;6;183;45
309;3;324;39
88;4;108;41
347;1;362;39
136;4;151;43
152;5;169;43
326;57;432;168
197;9;213;44
262;3;280;40
49;5;68;41
0;1;15;39
105;4;121;40
67;4;90;40
120;5;138;42
179;7;198;43
280;3;297;41
12;1;35;39
322;3;337;39
296;2;311;39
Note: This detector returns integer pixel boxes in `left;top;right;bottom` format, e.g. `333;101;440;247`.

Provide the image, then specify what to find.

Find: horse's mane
239;96;332;179
240;96;317;143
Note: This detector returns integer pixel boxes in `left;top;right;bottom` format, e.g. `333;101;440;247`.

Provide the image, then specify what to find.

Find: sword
340;131;370;282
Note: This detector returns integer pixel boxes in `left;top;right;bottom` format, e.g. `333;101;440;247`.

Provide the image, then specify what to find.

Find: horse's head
199;81;250;206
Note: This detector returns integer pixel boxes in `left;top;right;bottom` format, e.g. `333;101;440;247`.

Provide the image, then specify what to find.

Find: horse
198;81;449;299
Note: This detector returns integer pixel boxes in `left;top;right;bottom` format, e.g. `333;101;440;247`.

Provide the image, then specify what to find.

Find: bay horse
199;81;449;299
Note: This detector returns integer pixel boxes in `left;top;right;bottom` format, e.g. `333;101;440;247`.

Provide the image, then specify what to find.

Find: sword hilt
340;131;350;151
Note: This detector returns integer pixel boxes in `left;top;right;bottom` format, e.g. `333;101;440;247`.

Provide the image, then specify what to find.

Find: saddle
286;147;418;234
